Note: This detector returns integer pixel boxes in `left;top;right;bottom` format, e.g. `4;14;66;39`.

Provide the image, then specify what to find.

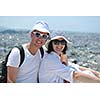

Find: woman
39;35;100;83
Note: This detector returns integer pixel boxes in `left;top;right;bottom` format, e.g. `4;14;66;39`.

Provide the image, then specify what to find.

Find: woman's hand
60;53;68;65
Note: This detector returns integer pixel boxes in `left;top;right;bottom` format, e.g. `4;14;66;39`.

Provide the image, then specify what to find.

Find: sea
0;30;100;71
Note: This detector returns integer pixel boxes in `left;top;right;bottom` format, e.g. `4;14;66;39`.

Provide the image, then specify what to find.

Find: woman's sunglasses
53;39;67;45
33;32;49;40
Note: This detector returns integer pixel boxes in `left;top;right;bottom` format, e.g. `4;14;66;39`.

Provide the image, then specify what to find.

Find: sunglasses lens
35;32;40;37
53;40;59;45
61;40;66;45
42;35;48;40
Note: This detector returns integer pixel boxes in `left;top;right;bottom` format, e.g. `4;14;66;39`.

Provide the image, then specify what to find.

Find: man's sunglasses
33;32;49;40
53;39;67;45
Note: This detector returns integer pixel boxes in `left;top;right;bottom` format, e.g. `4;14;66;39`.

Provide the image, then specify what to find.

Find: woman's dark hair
47;40;68;54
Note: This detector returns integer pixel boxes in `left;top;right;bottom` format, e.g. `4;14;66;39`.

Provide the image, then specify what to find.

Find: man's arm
7;66;19;83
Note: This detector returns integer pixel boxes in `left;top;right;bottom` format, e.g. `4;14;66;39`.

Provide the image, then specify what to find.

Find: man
7;21;50;83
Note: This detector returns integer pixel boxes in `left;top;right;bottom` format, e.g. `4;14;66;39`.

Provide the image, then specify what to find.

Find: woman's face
52;38;66;55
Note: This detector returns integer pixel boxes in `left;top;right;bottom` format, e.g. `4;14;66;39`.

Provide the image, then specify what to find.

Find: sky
0;16;100;33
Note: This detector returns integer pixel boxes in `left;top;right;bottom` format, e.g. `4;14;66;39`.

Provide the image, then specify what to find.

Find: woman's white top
39;52;75;83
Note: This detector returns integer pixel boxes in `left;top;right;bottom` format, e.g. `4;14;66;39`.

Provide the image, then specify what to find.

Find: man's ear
31;32;34;38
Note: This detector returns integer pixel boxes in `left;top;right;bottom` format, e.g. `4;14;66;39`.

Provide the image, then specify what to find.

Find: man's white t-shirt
7;44;43;83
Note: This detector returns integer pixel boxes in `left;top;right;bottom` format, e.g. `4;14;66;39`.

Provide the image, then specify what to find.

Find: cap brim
51;36;70;43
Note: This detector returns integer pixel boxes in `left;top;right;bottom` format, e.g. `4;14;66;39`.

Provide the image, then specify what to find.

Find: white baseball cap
31;20;50;34
51;35;70;43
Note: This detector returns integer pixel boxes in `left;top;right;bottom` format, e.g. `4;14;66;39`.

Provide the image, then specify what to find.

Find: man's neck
27;43;38;55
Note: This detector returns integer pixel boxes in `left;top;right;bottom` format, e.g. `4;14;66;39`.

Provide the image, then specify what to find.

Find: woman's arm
73;71;100;83
79;66;100;78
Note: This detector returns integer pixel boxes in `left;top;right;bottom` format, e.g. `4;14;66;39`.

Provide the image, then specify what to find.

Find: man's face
31;30;49;48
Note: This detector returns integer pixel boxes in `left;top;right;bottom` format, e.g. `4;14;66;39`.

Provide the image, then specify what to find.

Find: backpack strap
40;47;44;58
15;45;25;67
